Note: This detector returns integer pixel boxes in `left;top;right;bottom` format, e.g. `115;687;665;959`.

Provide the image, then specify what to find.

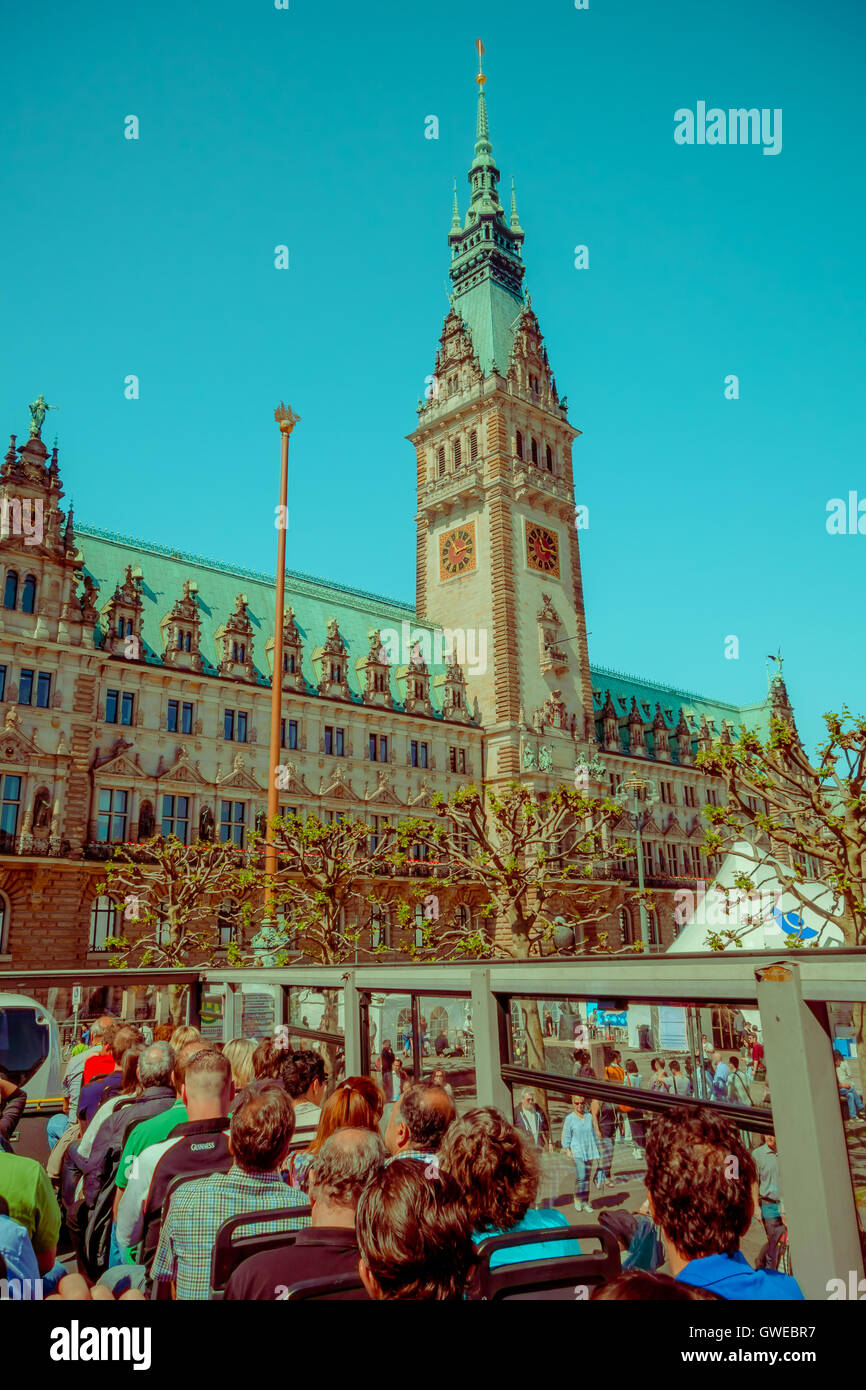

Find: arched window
531;437;539;465
125;619;133;637
21;575;36;614
89;895;117;953
3;571;18;610
370;903;390;950
469;430;478;461
437;446;445;477
177;630;184;649
516;431;524;460
648;910;660;947
545;444;553;472
184;632;191;652
239;644;246;663
453;439;461;469
0;892;10;953
619;907;633;946
116;617;124;637
232;642;238;662
217;899;238;949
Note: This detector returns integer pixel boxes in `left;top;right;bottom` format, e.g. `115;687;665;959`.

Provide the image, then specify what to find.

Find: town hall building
0;67;793;971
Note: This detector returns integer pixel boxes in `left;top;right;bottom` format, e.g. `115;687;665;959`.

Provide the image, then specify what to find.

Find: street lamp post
265;402;300;921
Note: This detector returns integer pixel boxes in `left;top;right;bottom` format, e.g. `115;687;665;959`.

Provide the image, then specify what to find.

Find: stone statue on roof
28;394;58;438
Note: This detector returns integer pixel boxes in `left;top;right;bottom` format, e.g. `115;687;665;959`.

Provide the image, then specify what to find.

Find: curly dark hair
645;1108;756;1260
438;1106;539;1232
356;1158;475;1300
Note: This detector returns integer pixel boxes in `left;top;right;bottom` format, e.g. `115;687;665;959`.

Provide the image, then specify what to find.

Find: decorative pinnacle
475;37;485;87
274;402;301;435
451;178;461;230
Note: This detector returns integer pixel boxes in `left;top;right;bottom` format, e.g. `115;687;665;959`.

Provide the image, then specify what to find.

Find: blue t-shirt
474;1207;580;1268
0;1213;40;1286
677;1251;803;1300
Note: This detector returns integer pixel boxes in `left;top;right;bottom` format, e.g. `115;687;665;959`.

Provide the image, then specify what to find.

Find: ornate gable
161;580;204;672
156;748;208;785
365;767;404;807
0;707;44;764
216;752;261;792
100;565;144;659
275;760;312;799
214;594;256;682
319;764;356;800
266;606;305;693
506;299;560;409
313;617;351;700
93;739;142;779
357;628;394;710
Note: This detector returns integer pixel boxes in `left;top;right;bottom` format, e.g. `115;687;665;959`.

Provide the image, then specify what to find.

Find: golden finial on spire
475;38;486;87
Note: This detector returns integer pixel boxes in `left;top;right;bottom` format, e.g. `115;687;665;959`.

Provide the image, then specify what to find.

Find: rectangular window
410;740;418;767
335;727;344;757
181;702;193;735
224;710;235;740
379;736;388;763
458;749;466;774
325;726;333;756
0;665;6;701
706;788;719;807
161;794;190;843
96;788;129;844
18;669;33;706
684;785;696;808
120;692;134;726
369;733;377;762
220;800;245;848
36;672;51;708
237;712;248;743
449;746;457;773
280;718;286;749
288;719;298;750
419;741;428;769
0;774;21;844
167;700;179;733
105;689;119;724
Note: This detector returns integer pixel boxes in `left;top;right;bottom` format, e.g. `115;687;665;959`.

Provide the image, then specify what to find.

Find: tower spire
451;178;461;232
445;42;525;374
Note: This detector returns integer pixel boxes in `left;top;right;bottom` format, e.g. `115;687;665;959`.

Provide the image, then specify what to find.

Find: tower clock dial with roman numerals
525;522;560;577
439;522;477;579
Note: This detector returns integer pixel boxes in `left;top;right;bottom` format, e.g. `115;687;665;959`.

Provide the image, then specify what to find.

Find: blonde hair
170;1024;202;1051
223;1037;256;1088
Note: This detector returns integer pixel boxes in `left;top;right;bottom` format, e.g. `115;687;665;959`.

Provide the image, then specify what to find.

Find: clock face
439;522;477;579
525;522;560;576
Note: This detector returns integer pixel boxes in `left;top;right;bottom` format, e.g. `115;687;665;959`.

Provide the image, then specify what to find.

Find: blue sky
2;0;863;755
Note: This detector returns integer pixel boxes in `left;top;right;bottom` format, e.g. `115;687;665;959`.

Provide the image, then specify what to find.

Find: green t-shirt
116;1100;188;1189
0;1152;61;1255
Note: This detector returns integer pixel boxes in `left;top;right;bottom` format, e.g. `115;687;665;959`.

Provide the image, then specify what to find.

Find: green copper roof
590;663;775;746
448;82;526;376
76;524;466;718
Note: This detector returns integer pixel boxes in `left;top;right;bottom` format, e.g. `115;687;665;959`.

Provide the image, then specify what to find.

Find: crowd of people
0;1008;815;1302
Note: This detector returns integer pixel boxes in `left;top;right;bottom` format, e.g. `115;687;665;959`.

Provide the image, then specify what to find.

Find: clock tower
410;58;595;785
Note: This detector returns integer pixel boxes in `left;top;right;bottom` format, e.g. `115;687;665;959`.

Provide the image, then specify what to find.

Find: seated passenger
384;1082;455;1165
151;1081;310;1299
116;1047;234;1259
439;1107;578;1268
226;1126;385;1299
356;1157;475;1301
644;1108;804;1300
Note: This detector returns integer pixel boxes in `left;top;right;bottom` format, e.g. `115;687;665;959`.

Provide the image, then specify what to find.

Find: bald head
308;1127;385;1222
385;1082;456;1157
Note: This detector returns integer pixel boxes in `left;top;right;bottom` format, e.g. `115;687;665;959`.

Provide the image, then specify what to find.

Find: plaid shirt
152;1163;310;1300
